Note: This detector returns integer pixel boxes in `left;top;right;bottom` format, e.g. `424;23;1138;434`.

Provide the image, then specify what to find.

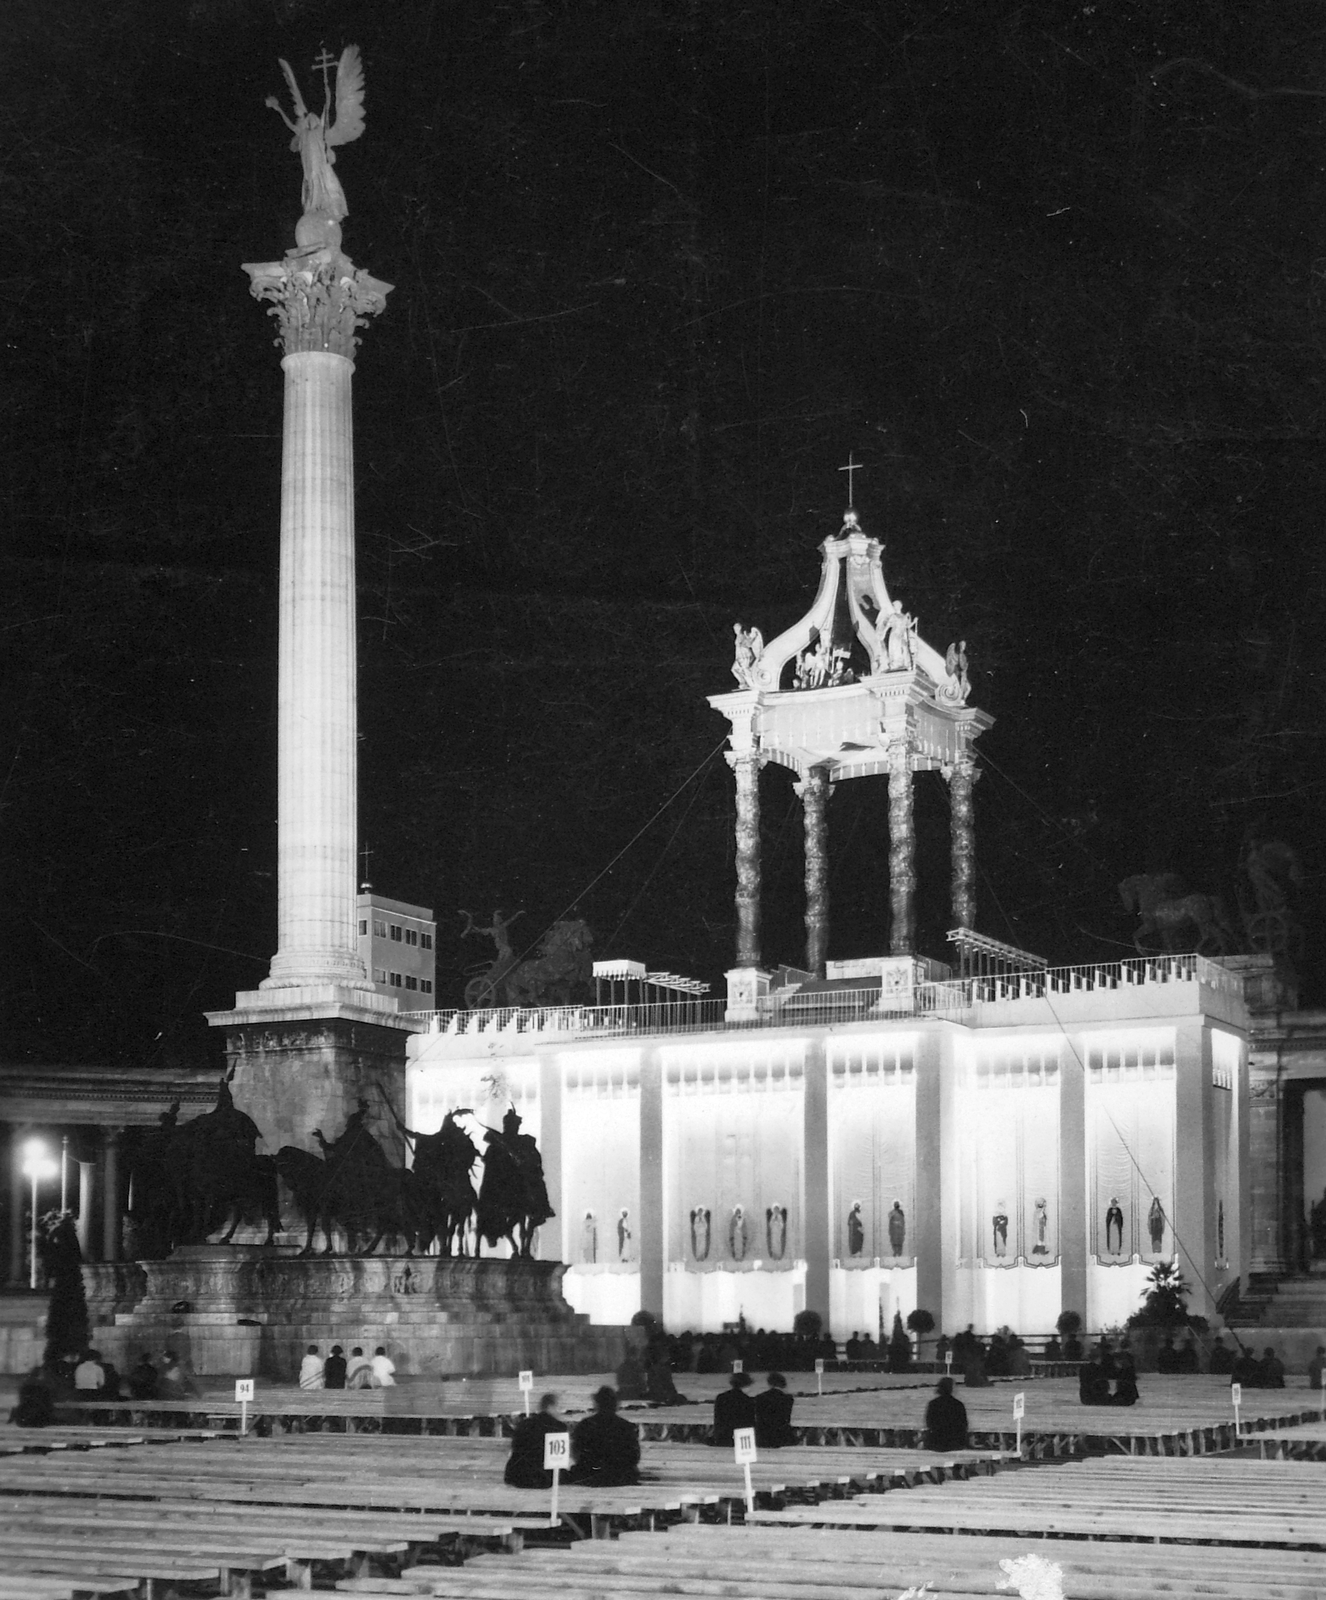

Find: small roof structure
709;508;992;780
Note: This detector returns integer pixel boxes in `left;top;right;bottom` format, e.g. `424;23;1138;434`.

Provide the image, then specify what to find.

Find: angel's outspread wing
329;45;366;147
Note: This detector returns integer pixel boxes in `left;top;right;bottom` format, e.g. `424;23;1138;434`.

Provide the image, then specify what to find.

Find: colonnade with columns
4;1123;125;1286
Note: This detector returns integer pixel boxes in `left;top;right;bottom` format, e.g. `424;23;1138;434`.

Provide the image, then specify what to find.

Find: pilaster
914;1028;956;1330
1247;1058;1286;1274
100;1128;122;1265
1058;1046;1087;1322
639;1050;665;1321
537;1059;563;1264
1174;1021;1216;1317
803;1038;831;1329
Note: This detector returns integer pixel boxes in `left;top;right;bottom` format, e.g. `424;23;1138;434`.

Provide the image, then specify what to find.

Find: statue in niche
1148;1196;1166;1254
582;1210;597;1264
617;1207;632;1262
887;1199;906;1257
766;1204;787;1260
732;623;764;688
793;633;853;691
1105;1196;1125;1255
729;1205;748;1261
992;1203;1009;1258
1032;1197;1050;1255
881;607;917;671
265;46;366;224
847;1201;865;1257
690;1206;711;1262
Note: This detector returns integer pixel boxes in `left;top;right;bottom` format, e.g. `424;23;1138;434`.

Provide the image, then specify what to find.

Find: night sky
4;0;1325;1069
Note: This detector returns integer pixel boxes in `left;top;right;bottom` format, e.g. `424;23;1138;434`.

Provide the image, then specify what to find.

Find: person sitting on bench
753;1371;796;1448
565;1386;640;1486
504;1391;567;1487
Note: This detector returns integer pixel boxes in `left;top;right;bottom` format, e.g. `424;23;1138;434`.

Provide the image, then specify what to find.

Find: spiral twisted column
946;752;978;932
796;765;833;977
887;741;916;956
729;751;765;967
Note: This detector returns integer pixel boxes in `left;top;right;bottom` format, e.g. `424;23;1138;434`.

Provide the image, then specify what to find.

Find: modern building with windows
356;892;437;1009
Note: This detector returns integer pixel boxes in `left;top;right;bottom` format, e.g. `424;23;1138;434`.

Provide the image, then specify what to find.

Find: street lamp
21;1138;58;1291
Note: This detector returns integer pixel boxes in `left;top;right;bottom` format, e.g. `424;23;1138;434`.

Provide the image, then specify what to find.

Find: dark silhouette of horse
474;1107;554;1256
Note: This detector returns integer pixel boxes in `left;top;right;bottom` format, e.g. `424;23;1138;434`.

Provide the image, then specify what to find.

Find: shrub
1055;1310;1083;1338
792;1309;822;1339
1128;1262;1196;1329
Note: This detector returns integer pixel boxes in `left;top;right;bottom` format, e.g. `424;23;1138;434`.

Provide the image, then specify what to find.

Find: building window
405;974;418;990
373;968;386;983
405;928;418;946
373;919;387;937
420;979;432;995
389;971;403;987
359;919;368;936
421;932;433;950
390;924;402;942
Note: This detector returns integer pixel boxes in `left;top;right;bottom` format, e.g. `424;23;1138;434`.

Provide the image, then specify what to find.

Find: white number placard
1013;1392;1025;1420
1231;1382;1242;1407
234;1379;255;1402
814;1358;825;1374
732;1359;743;1374
733;1426;757;1464
543;1431;571;1468
518;1369;534;1391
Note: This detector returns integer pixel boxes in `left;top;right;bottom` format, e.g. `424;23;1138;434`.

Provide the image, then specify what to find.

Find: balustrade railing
404;952;1235;1041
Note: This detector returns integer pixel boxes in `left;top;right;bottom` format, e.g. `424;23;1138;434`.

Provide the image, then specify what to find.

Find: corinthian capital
243;231;392;359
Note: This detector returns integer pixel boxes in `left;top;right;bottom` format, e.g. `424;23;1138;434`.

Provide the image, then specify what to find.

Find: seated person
753;1372;795;1448
127;1354;159;1400
1259;1345;1286;1389
1043;1336;1063;1362
1078;1356;1111;1406
710;1370;755;1446
1109;1352;1139;1407
9;1366;55;1428
1208;1334;1236;1375
924;1376;969;1450
323;1345;347;1390
962;1340;989;1388
1175;1335;1200;1374
298;1345;324;1390
615;1345;647;1400
73;1350;106;1393
1308;1345;1325;1392
1063;1335;1084;1361
99;1357;124;1402
844;1332;864;1361
644;1342;681;1404
158;1350;200;1399
1156;1335;1179;1374
346;1347;372;1388
1231;1347;1262;1389
370;1347;396;1387
565;1386;640;1486
504;1391;567;1487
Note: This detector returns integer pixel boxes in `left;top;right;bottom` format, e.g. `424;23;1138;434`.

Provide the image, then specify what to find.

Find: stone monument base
84;1247;625;1381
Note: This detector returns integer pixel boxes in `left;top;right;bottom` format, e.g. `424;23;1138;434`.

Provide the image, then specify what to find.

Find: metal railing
404;952;1234;1042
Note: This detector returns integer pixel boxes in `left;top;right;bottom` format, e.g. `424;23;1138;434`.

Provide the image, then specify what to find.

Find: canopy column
946;750;978;931
888;742;916;956
728;750;765;967
796;765;833;978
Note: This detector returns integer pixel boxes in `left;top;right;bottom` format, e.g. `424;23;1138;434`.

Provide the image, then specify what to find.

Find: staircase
1224;1263;1326;1330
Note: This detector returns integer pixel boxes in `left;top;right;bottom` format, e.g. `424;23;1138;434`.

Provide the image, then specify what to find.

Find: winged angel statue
266;46;366;222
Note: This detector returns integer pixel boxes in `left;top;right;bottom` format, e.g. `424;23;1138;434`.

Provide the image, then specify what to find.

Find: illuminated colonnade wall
405;1009;1248;1337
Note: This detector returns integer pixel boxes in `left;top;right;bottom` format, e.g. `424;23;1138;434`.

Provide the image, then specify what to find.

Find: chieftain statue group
127;1071;553;1261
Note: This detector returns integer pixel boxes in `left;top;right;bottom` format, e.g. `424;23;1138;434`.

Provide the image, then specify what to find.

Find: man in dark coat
504;1392;568;1488
710;1370;755;1446
924;1377;969;1450
323;1345;348;1390
753;1371;795;1448
1078;1355;1111;1405
565;1387;640;1486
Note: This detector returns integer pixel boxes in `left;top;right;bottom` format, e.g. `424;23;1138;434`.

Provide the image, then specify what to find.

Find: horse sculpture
1119;874;1237;956
503;919;593;1008
379;1094;480;1255
474;1106;554;1256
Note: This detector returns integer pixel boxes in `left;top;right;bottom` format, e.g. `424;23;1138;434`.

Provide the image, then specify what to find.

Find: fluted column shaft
730;753;763;967
798;765;832;977
948;756;977;930
888;750;915;956
263;350;367;989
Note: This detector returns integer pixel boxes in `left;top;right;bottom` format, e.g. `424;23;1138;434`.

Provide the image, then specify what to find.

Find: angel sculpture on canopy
266;45;366;222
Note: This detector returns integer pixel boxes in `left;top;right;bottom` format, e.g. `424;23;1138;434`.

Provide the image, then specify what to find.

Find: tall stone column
946;752;977;931
7;1124;29;1288
639;1050;665;1322
802;1039;831;1330
887;741;916;956
1247;1065;1286;1274
728;752;764;967
100;1128;121;1265
796;765;832;977
77;1160;94;1261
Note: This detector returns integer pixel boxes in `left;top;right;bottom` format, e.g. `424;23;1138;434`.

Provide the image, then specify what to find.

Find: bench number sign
518;1369;534;1416
234;1378;255;1436
1013;1391;1025;1455
544;1430;571;1525
1231;1381;1242;1434
814;1356;825;1396
733;1425;757;1513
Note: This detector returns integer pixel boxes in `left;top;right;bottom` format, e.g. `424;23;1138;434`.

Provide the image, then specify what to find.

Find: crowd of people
8;1346;201;1425
296;1344;397;1390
